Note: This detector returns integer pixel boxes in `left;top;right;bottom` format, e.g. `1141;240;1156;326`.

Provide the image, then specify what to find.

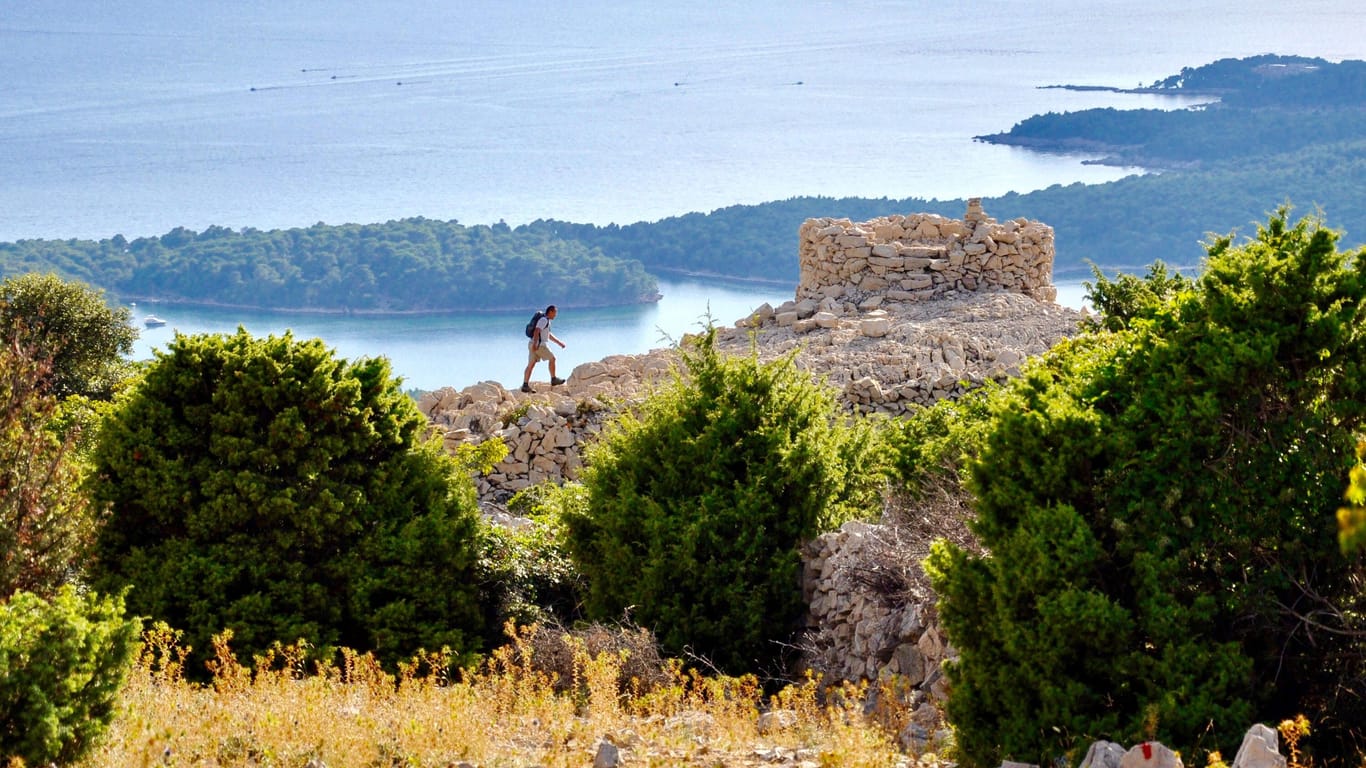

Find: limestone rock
1081;741;1127;768
1232;724;1286;768
593;739;621;768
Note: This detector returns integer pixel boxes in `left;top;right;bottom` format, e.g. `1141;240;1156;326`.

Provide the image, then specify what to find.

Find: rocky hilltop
414;202;1086;744
418;199;1085;502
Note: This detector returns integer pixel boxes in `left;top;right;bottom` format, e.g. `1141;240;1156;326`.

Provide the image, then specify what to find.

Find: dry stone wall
801;521;952;746
802;522;948;689
798;197;1056;307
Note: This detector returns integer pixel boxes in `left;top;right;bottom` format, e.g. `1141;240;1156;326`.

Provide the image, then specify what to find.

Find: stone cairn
796;197;1057;308
419;202;1085;747
421;199;1076;499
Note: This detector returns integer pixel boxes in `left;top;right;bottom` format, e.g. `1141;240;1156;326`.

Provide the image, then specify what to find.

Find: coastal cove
129;278;1091;393
7;0;1364;245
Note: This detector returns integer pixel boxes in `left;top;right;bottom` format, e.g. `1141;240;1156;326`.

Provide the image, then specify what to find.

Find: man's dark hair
545;304;557;313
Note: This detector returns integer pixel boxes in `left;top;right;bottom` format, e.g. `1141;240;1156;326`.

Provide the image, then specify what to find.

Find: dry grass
85;623;945;768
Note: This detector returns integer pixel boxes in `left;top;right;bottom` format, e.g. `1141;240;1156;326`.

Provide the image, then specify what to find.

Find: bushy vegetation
0;272;136;400
88;329;488;673
925;209;1366;766
475;483;588;645
563;328;886;678
0;273;140;766
0;586;139;766
1082;260;1194;332
9;208;1366;764
0;341;96;599
885;383;997;498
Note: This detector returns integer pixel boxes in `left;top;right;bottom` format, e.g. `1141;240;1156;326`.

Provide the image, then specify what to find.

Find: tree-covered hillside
0;218;659;313
979;55;1366;167
552;138;1366;281
4;54;1364;310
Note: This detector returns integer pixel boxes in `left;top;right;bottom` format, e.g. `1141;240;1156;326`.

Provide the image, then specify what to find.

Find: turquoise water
8;1;1354;388
130;278;794;391
130;277;1092;392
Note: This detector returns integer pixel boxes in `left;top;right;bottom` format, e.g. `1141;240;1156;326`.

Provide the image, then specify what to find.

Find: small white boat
143;315;167;328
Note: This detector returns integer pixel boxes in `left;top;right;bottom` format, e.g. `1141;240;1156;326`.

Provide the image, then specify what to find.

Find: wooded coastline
4;55;1364;312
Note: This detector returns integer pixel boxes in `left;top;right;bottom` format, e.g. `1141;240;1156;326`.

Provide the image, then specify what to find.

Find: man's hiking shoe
551;377;566;386
520;382;533;393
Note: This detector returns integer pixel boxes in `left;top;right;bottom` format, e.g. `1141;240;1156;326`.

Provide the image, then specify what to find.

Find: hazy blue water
130;277;795;392
5;1;1361;389
129;277;1091;392
6;1;1362;242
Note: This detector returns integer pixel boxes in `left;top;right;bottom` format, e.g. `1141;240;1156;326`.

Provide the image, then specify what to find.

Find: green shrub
564;328;886;677
1083;259;1194;332
0;272;136;400
477;483;587;640
926;208;1366;766
885;383;997;496
0;586;139;765
88;329;486;674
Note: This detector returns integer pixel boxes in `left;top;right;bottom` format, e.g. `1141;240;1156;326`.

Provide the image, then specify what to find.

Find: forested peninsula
4;54;1364;309
0;219;660;313
979;54;1366;168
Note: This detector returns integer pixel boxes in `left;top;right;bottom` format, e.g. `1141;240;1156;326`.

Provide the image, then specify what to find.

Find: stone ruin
797;197;1057;308
418;205;1311;761
417;202;1084;743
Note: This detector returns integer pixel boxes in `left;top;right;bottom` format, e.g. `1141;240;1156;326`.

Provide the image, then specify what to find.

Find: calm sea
130;277;797;392
129;277;1090;392
4;1;1364;389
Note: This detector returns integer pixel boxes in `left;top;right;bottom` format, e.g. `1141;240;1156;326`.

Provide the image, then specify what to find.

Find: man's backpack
524;311;545;339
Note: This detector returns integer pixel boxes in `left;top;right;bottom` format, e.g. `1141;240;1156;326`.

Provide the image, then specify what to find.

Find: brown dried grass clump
859;482;984;604
512;619;672;696
85;623;944;768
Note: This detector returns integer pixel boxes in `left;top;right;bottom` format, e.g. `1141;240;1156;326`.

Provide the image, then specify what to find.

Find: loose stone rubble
416;201;1084;747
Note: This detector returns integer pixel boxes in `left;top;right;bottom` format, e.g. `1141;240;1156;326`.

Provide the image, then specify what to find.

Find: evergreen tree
564;328;885;677
0;272;136;400
926;208;1366;765
89;329;485;672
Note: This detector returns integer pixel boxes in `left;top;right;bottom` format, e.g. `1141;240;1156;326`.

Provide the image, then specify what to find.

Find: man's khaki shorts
528;341;555;364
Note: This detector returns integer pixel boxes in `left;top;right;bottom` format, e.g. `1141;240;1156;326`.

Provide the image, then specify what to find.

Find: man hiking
521;304;566;393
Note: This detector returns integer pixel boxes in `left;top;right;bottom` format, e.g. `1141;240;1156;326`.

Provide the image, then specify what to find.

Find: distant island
976;54;1366;169
4;55;1366;308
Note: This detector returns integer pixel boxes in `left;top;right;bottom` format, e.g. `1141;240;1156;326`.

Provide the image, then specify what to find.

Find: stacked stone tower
796;198;1056;308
